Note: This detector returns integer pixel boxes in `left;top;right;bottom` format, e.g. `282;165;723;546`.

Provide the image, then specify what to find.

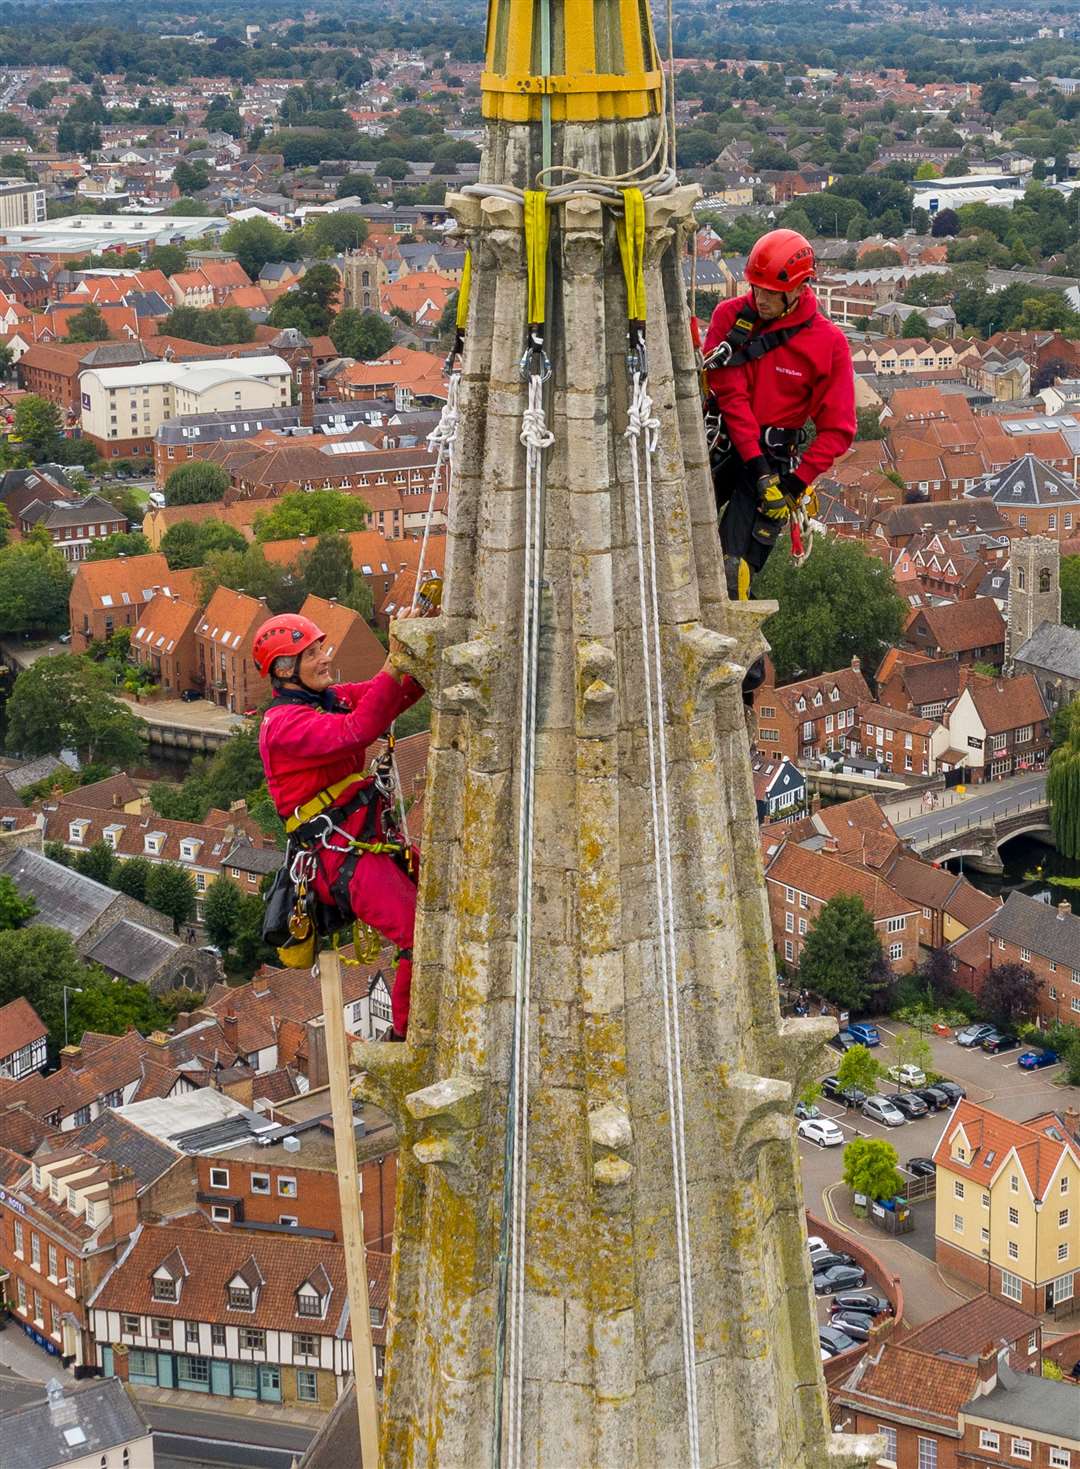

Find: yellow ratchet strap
616;187;647;325
456;249;472;331
523;189;549;328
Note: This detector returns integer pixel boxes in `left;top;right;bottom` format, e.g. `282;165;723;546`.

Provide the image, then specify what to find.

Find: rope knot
624;372;660;453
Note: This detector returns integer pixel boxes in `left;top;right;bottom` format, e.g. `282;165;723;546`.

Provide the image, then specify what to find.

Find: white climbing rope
413;371;460;612
624;370;702;1469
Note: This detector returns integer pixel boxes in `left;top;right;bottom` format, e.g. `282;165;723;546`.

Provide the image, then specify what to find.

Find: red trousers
314;849;416;1037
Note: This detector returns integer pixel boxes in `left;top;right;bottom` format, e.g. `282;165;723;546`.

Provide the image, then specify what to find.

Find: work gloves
747;458;805;521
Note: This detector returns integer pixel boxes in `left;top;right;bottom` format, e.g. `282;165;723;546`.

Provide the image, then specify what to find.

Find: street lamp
62;986;82;1049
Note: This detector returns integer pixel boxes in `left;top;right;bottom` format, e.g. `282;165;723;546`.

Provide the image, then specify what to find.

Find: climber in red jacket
256;610;425;1040
703;228;855;609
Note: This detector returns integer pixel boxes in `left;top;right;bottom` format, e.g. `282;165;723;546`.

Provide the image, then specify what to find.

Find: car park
1018;1049;1058;1070
832;1292;892;1318
846;1023;880;1047
912;1086;950;1112
794;1101;821;1121
798;1118;845;1148
818;1325;858;1355
828;1311;873;1342
981;1031;1019;1054
820;1075;843;1100
861;1096;906;1127
814;1264;866;1295
890;1092;928;1120
820;1077;867;1108
956;1023;996;1047
808;1250;855;1272
886;1063;926;1087
906;1157;935;1177
829;1031;860;1053
932;1080;966;1104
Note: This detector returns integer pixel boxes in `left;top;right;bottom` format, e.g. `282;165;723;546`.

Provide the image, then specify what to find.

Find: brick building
876;650;961;721
902;598;1007;668
975;454;1080;540
299;594;387;686
933;1100;1079;1318
19;492;127;562
985;890;1080;1031
194;586;265;715
68;553;197;653
933;673;1050;782
129;594;201;696
852;700;937;776
0;996;48;1080
752;659;872;764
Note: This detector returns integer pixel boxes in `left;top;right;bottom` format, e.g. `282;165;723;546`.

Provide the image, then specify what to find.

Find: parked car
829;1031;860;1053
887;1063;926;1088
814;1264;866;1295
795;1100;821;1121
981;1032;1019;1054
906;1157;936;1177
912;1086;950;1112
819;1325;858;1355
956;1023;997;1048
890;1092;929;1120
837;1086;869;1111
846;1023;881;1047
828;1311;873;1342
933;1081;966;1105
832;1292;893;1318
180;689;203;702
861;1096;906;1127
806;1236;829;1255
820;1075;843;1100
798;1118;845;1148
808;1250;855;1272
1018;1049;1059;1070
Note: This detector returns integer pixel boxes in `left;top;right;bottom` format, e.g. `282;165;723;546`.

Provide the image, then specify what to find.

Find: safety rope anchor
519;328;552;383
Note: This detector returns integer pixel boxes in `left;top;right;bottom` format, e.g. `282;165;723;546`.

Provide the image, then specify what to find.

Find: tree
86;532;151;561
13;394;62;460
330;308;393;361
113;856;152;903
855;406;885;441
299;533;355;601
5;655;145;767
160;519;246;570
0;874;36;930
981;962;1042;1029
158;305;255;346
303;211;368;256
203;875;245;954
144;862;197;933
336;172;376;202
65;302;110;342
173;159;210;195
1048;698;1080;859
914;161;941;181
197;543;301;613
890;1029;933;1088
797;895;885;1012
72;839;116;886
1062;558;1080;630
221;217;299;280
901;310;932;340
842;1137;905;1205
66;972;170;1046
0;540;72;636
254;489;368;541
836;1043;882;1096
0;926;91;1040
0;341;13;381
920;945;956;1000
267;262;340;335
755;538;906;683
146;244;188;277
163;461;230;507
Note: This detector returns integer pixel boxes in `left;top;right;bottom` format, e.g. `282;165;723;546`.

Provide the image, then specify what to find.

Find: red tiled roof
765;842;915;921
902;1293;1038;1360
959;674;1048;736
932;1099;1078;1201
912;598;1005;654
0;997;47;1058
833;1342;976;1429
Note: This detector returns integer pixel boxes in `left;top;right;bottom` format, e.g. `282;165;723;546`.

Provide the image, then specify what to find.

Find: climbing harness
620;186;702;1469
493;188;553;1469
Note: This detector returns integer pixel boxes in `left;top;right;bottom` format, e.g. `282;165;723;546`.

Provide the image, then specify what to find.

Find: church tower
1006;536;1060;670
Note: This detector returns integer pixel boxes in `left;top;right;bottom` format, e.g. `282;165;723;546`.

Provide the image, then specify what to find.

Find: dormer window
228;1285;253;1310
152;1246;188;1303
179;839;201;862
795;697;806;712
103;824;124;849
297;1288;323;1318
69;818;91;845
144;832;165;855
153;1277;177;1302
813;692;822;707
32;1164;42;1189
227;1255;264;1312
296;1263;332;1320
830;687;839;702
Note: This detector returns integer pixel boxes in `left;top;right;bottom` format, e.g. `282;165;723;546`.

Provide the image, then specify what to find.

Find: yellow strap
456;249;472;331
481;68;663;95
285;772;370;834
616;188;647;323
523;189;548;327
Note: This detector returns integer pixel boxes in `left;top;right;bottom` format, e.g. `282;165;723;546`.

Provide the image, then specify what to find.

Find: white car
887;1064;927;1087
806;1236;829;1255
798;1118;844;1148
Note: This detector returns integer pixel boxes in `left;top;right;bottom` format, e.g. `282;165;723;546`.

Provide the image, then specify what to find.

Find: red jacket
703;286;855;488
259;670;424;821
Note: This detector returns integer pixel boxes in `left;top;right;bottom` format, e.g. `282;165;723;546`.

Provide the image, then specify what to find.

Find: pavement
894;771;1047;847
122;695;248;735
799;1017;1079;1334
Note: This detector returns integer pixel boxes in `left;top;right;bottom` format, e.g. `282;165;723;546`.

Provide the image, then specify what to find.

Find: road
798;1018;1078;1329
146;1402;313;1469
894;771;1047;848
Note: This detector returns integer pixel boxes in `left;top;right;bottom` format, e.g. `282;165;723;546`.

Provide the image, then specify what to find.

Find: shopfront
100;1347;284;1402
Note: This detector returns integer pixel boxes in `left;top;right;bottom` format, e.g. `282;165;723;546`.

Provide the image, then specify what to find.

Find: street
894;771;1047;847
798;1018;1078;1330
144;1403;313;1469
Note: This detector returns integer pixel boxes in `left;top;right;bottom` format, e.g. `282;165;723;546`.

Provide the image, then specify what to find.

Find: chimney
823;834;840;854
174;1010;191;1031
850;655;861;672
111;1342;131;1384
222;1011;239;1052
1063;1106;1079;1139
59;1044;82;1070
1058;900;1070;920
107;1169;138;1242
299;357;315;428
974;1344;1005;1394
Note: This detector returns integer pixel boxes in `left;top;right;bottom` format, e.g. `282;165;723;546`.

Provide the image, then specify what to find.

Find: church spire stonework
346;1;884;1464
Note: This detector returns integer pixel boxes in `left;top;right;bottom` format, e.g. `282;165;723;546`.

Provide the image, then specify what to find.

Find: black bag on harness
262;858;298;948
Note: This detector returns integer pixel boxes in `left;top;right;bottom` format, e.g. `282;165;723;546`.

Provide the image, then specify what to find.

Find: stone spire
351;1;883;1465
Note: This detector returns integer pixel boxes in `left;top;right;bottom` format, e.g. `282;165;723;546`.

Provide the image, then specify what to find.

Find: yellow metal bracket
481;68;662;95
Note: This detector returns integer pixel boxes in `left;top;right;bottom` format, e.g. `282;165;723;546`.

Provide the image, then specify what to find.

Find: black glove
778;471;806;502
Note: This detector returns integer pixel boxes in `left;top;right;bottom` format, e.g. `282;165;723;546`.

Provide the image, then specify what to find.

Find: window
889;942;903;960
185;1320;200;1346
153;1278;177;1302
1058;1242;1069;1262
178;1355;209;1386
47;1243;58;1280
785;912;794;933
982;1193;990;1209
1020;947;1031;962
954;1213;964;1233
1060;1209;1070;1228
1010;1174;1019;1193
1063;1176;1070;1194
917;1437;937;1469
13;1220;23;1257
152;1317;172;1340
877;1425;897;1462
296;1369;319;1402
1009;1206;1019;1226
297;1289;323;1318
886;916;905;933
799;893;809;910
294;1332;318;1358
228;1287;253;1310
250;1173;270;1195
277;1177;297;1198
279;1215;299;1227
978;1430;999;1451
1001;1270;1022;1302
209;1168;229;1190
1049;1450;1070;1469
211;1205;232;1224
30;1233;40;1270
954;1181;965;1199
66;1258;75;1295
239;1326;265;1351
1008;1240;1019;1259
122;1314;140;1335
784;940;793;961
798;918;807;936
1027;1332;1038;1355
211;1323;226;1347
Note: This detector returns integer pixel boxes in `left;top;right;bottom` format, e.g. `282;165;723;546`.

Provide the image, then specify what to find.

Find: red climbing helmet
252;613;325;678
745;228;816;293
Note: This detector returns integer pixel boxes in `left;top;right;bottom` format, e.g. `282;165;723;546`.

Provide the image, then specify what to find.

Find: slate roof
1012;619;1080;679
298;1380;360;1468
989;889;1080;970
3;1377;150;1469
0;848;116;939
67;1109;179;1193
84;919;184;983
875;499;1008;539
903;1294;1038;1360
5;755;68;792
222;841;283;876
20;493;124;531
981;453;1080;506
961;1357;1080;1438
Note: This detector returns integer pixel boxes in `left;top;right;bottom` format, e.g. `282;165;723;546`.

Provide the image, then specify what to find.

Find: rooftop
3;1376;150;1469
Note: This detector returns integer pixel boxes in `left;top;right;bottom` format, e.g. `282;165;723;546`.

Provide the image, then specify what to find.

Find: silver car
861;1095;906;1127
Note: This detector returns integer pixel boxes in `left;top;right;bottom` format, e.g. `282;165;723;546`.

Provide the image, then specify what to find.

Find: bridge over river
894;771;1051;873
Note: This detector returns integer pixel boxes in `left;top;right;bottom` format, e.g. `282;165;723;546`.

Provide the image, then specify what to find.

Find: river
951;834;1080;916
